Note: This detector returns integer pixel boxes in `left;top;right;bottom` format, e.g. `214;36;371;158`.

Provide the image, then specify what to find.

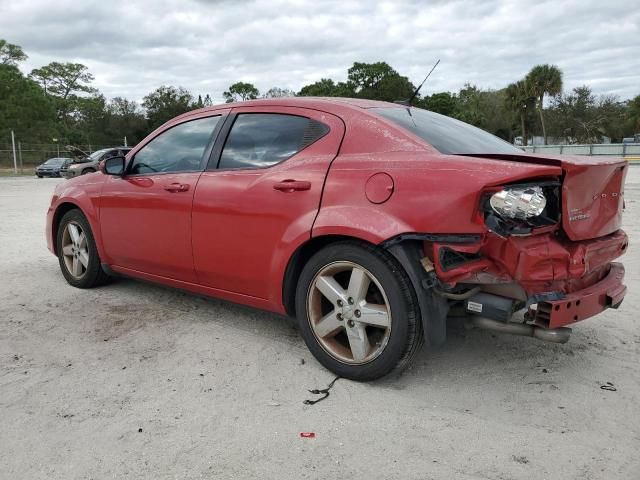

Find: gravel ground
1;172;639;480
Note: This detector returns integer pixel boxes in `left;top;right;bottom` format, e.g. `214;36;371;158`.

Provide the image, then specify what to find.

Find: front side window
372;107;523;155
130;116;220;174
218;113;328;170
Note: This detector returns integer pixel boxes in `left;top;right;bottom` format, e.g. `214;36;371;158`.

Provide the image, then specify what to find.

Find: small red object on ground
300;432;316;438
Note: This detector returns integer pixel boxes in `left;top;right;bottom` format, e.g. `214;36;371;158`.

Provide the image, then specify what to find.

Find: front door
99;113;226;282
192;107;345;301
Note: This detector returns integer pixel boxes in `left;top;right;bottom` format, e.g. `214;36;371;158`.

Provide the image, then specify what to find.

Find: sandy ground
1;171;639;480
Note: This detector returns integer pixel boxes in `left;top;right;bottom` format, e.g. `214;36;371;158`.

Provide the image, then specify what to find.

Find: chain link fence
0;143;114;172
522;143;640;157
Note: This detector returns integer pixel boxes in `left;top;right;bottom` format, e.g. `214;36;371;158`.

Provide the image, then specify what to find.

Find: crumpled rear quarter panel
313;152;562;242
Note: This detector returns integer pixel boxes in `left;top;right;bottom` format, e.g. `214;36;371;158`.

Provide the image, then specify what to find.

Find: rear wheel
296;241;423;381
56;209;109;288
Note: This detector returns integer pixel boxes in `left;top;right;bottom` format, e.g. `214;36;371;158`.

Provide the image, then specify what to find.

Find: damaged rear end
389;153;628;345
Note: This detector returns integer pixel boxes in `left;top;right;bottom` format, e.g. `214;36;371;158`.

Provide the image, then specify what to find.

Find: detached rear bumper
533;262;626;329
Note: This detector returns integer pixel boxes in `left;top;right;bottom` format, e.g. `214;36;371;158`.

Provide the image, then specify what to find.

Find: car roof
177;96;402;119
228;97;399;109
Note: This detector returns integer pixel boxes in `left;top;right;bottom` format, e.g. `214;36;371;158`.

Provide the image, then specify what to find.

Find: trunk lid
464;153;627;241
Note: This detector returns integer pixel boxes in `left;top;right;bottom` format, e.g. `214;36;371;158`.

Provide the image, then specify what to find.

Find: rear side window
130;116;220;174
372;107;522;155
218;113;329;170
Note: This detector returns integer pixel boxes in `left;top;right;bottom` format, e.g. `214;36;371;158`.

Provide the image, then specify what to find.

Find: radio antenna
400;59;440;106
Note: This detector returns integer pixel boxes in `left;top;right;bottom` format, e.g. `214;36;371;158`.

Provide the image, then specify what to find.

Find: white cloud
1;0;638;102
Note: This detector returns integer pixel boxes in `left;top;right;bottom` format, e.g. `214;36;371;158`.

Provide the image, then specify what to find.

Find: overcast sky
1;0;638;104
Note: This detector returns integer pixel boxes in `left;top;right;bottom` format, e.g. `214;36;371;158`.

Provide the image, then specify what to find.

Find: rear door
191;106;345;300
99;112;227;282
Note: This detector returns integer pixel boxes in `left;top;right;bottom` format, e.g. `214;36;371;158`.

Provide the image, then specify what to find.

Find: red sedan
46;97;628;381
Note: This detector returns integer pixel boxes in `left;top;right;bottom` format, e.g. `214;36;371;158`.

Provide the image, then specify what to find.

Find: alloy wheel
307;261;392;364
61;221;89;279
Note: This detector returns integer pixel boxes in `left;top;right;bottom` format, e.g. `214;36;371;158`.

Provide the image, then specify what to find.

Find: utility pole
124;136;128;147
18;142;23;173
11;130;17;174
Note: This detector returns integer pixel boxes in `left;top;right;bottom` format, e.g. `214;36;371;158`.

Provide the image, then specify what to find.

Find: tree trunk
538;95;547;145
521;112;528;146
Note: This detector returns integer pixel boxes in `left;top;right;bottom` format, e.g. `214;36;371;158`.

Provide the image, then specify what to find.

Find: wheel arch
51;202;82;255
282;234;376;317
51;199;105;261
282;233;450;347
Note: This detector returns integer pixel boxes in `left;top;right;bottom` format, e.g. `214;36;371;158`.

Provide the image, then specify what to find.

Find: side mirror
101;156;126;176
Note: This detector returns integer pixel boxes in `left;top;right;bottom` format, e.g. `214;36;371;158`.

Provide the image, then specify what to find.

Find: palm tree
505;80;535;146
526;65;563;144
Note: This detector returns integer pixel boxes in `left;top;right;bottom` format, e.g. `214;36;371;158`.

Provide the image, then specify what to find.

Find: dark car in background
60;147;131;179
35;157;71;178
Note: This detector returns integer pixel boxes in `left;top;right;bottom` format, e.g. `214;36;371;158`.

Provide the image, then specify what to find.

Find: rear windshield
372;107;523;155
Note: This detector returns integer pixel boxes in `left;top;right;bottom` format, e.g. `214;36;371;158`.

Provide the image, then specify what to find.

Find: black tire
295;241;423;381
37;174;42;178
56;209;110;288
81;168;95;175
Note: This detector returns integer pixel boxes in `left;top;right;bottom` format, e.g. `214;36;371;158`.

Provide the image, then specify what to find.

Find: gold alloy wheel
307;261;392;364
61;221;89;279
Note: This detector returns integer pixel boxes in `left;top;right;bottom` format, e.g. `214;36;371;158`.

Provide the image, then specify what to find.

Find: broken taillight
481;179;560;236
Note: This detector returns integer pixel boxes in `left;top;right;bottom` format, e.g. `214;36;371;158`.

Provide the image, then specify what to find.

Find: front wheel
295;241;423;381
56;209;109;288
81;168;95;175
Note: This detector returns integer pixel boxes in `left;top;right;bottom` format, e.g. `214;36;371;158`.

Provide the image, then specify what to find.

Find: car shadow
101;276;606;393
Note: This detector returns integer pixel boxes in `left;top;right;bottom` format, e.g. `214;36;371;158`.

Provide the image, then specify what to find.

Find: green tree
141;85;195;130
455;84;486;126
450;85;514;140
505;80;536;145
419;92;458;116
69;94;109;145
29;62;98;130
298;78;353;97
0;64;57;144
546;86;601;143
526;64;563;144
29;62;96;99
193;94;214;108
546;86;637;144
627;95;640;135
103;97;148;145
596;95;628;142
223;82;259;103
474;89;514;141
262;87;295;98
347;61;415;102
0;39;27;66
